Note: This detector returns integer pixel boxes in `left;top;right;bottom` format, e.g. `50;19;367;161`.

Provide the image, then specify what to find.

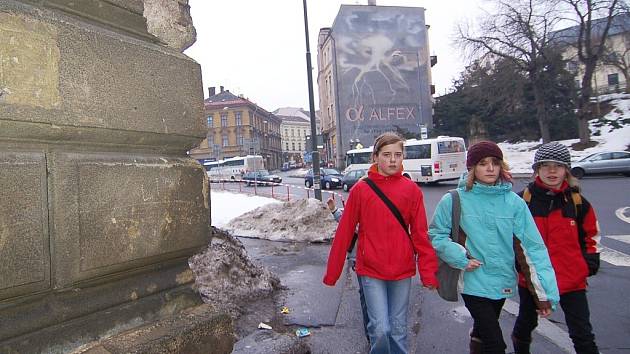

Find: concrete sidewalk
235;237;573;354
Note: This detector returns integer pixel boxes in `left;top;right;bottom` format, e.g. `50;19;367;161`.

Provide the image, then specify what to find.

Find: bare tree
557;0;628;144
457;0;563;143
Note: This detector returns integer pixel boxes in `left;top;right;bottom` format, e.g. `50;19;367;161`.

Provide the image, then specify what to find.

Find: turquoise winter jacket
429;174;559;307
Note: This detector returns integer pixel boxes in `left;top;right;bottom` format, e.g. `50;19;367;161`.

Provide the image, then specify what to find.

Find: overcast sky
185;0;488;111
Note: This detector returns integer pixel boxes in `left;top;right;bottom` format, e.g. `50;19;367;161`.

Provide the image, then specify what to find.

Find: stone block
48;152;209;288
0;1;205;150
0;150;50;301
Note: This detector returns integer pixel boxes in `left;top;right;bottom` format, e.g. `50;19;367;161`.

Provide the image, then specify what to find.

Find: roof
277;115;310;124
552;13;630;46
272;107;310;119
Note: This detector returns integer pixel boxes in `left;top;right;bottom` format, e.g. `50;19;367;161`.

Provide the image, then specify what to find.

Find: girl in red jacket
512;142;601;354
323;132;439;354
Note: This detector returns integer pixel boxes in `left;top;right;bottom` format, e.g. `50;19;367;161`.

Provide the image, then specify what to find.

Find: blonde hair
371;132;405;161
466;158;512;190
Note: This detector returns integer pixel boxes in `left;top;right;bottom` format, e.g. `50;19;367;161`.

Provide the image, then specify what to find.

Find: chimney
220;85;225;93
368;0;376;5
208;86;216;97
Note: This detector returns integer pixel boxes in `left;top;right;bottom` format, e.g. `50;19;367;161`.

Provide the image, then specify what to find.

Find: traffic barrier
208;178;345;205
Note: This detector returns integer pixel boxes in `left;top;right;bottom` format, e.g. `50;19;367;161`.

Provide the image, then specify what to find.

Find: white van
344;136;467;183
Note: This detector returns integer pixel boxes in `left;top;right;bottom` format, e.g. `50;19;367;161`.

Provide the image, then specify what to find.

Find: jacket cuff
421;275;439;288
323;275;337;286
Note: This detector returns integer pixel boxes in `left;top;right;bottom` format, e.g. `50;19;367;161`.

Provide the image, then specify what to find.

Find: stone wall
0;0;210;352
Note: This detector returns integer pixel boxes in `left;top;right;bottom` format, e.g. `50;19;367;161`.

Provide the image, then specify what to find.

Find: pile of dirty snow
189;227;281;315
223;198;338;242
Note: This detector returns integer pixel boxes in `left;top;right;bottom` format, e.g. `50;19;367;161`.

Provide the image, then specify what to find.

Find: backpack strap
363;178;410;237
448;189;461;243
523;187;532;204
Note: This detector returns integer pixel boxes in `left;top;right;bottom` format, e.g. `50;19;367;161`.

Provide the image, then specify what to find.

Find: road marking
600;246;630;267
615;207;630;224
503;300;575;354
607;235;630;245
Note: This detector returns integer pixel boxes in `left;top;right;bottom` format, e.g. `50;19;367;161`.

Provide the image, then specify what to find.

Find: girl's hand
537;308;552;318
423;284;437;290
465;258;482;271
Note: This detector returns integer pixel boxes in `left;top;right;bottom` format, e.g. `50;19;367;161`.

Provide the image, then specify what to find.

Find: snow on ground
211;190;337;242
224;198;337;242
211;190;280;228
501;93;630;174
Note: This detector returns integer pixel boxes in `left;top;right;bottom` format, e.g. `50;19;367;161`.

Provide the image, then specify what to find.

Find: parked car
304;168;343;189
342;168;368;192
242;170;282;185
571;151;630;178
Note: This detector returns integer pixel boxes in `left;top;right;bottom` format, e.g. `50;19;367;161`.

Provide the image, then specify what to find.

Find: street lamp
302;0;322;201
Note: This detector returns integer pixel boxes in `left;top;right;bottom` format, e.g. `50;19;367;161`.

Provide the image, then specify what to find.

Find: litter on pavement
257;322;272;330
281;306;290;314
295;327;311;338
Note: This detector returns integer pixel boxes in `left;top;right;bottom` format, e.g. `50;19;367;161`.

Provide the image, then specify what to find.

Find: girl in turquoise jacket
429;141;559;354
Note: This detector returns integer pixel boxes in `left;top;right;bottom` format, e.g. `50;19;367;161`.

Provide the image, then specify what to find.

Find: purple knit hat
466;141;503;168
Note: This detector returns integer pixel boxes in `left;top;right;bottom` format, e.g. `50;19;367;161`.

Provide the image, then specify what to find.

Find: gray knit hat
532;142;571;169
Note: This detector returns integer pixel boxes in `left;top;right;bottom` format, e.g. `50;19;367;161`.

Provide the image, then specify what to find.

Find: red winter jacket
323;164;439;287
518;178;601;294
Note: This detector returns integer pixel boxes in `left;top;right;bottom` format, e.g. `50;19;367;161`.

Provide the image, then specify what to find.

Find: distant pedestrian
511;142;601;354
326;197;369;343
429;141;559;354
323;132;439;354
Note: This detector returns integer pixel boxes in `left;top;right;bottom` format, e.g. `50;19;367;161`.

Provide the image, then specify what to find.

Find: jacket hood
457;171;513;195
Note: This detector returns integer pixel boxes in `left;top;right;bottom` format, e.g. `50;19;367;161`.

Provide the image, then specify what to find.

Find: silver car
571;151;630;178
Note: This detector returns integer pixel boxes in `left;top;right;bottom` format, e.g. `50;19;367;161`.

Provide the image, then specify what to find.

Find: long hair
465;158;512;191
371;132;405;161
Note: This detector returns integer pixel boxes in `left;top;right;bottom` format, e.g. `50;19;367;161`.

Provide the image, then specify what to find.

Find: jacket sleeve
579;197;601;276
513;196;560;310
410;187;439;287
428;193;469;270
323;186;360;286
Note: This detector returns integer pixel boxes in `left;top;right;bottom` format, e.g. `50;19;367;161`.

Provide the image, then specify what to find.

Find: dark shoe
469;336;482;354
511;334;531;354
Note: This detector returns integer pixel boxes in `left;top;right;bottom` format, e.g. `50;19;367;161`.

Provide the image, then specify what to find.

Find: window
207;115;213;127
237;133;244;146
292;142;296;151
608;73;619;86
222;135;229;147
285;142;289;150
612;152;630;159
566;61;578;72
291;129;295;136
406;144;431;159
221;113;228;127
298;142;302;151
235;111;242;126
285;129;288;136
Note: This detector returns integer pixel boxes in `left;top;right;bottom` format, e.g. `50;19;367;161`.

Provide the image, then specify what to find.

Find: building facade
189;87;282;170
278;115;310;164
554;14;630;95
317;3;437;168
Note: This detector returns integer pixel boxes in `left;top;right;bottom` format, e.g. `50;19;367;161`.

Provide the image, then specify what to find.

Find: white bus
203;155;264;180
344;136;467;183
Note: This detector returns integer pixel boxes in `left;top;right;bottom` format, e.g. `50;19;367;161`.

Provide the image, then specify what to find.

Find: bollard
287;185;290;201
271;184;275;199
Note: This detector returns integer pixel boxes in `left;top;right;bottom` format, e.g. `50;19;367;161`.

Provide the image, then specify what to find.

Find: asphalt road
223;174;630;353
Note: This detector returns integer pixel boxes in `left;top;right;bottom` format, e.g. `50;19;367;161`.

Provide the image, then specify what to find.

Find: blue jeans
359;276;411;354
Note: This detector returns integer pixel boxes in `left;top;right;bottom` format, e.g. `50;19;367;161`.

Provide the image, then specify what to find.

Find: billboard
331;5;433;156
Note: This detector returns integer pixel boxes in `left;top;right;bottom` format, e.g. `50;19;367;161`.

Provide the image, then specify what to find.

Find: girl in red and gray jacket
512;142;601;354
323;132;439;354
